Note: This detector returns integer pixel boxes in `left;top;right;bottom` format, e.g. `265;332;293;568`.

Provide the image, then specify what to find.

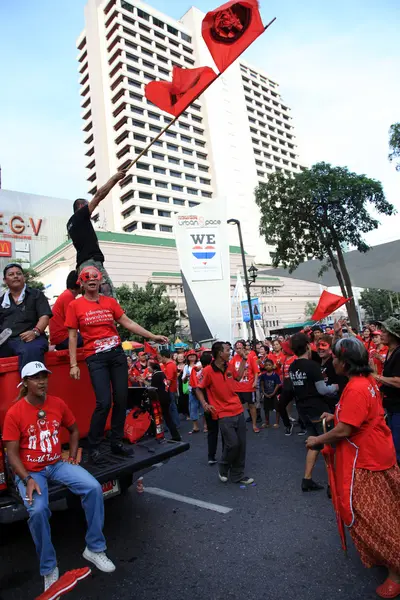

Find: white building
77;0;305;261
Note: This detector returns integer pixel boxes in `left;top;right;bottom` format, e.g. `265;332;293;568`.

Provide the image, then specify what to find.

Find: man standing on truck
49;270;83;350
2;361;116;595
67;171;126;297
0;263;52;369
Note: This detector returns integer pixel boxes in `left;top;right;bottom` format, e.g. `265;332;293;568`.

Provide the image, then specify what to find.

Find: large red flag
202;0;265;74
144;341;158;357
145;66;217;117
311;291;351;321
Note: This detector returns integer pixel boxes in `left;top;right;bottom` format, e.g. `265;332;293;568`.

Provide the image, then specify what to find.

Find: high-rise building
77;0;305;260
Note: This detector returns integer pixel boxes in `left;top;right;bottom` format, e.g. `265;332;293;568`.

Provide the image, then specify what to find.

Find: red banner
145;66;217;117
312;291;351;321
202;0;265;74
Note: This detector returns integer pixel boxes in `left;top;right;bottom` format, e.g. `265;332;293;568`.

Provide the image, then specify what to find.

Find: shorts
263;394;278;412
189;391;204;421
237;391;255;405
297;408;327;451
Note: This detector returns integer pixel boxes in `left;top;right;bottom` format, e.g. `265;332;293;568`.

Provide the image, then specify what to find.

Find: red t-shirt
271;351;285;378
2;395;76;472
161;361;178;393
282;355;296;379
335;376;396;470
65;295;124;357
369;345;388;377
128;366;141;387
49;289;76;345
229;354;259;392
199;364;243;418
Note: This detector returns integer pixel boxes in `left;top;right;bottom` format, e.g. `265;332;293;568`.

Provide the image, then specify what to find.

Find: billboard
241;298;261;323
174;199;231;342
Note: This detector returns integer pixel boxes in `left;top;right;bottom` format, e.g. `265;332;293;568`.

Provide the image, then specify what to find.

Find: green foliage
115;281;177;341
359;289;400;321
388;123;400;171
305;301;317;318
255;162;394;273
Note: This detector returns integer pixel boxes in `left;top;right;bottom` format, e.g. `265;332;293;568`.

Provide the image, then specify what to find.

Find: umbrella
322;418;347;555
122;341;144;351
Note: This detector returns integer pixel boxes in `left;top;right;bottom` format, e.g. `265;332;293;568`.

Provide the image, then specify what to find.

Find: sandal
261;423;271;429
273;424;279;429
188;429;200;435
376;579;400;599
253;427;260;433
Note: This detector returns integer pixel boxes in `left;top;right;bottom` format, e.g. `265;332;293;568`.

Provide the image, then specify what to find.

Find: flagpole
121;17;277;176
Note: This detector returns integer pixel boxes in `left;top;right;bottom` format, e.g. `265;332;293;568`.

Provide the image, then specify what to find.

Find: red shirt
369;345;388;377
271;351;285;378
49;289;76;345
161;360;178;393
2;395;76;472
65;295;124;357
199;364;243;418
229;354;259;392
335;376;396;470
128;365;141;387
282;355;296;379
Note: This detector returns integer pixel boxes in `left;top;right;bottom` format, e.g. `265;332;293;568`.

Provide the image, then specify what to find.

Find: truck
0;350;189;524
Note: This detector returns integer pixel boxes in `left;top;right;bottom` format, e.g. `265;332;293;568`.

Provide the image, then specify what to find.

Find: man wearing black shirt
149;361;182;442
289;333;338;492
318;334;348;411
67;172;125;296
0;264;52;369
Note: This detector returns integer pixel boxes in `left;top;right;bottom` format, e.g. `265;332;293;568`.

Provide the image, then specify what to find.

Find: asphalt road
0;418;385;600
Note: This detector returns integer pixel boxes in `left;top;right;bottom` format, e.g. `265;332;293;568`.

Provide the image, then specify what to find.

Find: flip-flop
376;578;400;599
188;430;200;434
253;427;260;433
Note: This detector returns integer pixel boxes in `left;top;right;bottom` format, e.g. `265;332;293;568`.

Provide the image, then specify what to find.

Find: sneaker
238;477;254;485
297;429;307;436
83;548;116;573
208;459;218;465
284;424;294;436
301;478;324;492
289;416;296;423
44;567;59;592
253;427;261;433
88;449;104;464
111;443;134;458
218;472;228;483
0;328;12;348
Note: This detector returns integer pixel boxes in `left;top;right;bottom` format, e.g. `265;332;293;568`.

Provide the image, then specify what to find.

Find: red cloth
189;367;199;388
49;289;76;345
128;366;141;388
270;351;285;378
369;345;388;376
161;360;178;393
311;290;350;321
65;296;124;357
199;364;243;418
144;341;157;357
145;66;217;117
282;355;296;379
202;0;265;74
229;353;259;392
2;395;76;472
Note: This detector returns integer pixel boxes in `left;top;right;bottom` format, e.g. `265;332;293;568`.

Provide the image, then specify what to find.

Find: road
0;419;384;600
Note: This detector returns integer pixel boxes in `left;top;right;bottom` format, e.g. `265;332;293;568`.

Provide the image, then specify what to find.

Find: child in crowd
259;359;281;428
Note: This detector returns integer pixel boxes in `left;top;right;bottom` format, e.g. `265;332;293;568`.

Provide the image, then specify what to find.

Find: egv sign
0;214;43;236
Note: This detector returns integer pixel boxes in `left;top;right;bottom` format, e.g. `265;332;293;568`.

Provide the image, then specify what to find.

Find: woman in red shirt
306;337;400;599
66;266;167;463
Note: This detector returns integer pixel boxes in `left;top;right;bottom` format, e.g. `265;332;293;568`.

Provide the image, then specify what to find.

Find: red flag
144;341;158;357
202;0;265;74
311;291;351;321
145;66;217;117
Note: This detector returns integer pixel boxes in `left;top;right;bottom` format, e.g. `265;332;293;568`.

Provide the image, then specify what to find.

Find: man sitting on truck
2;361;116;594
0;263;52;370
49;270;83;350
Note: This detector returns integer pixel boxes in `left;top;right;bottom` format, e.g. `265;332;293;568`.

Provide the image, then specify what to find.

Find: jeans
86;346;128;448
0;334;48;371
204;412;220;461
218;412;246;483
169;392;180;429
159;398;181;441
189;390;204;421
387;412;400;463
16;461;105;576
55;332;83;351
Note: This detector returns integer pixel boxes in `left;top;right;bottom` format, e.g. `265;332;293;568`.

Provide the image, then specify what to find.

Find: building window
137;9;150;21
155;180;168;188
139;191;152;200
132;119;145;128
153;17;165;29
173;198;185;206
152;151;164;160
120;190;134;203
201;191;212;198
137;177;151;185
199;177;211;185
149;125;162;133
195;140;205;147
179;122;190;131
181;135;191;143
124;221;138;232
170;170;182;178
167;143;178;151
181;32;192;43
140;207;154;215
134;133;146;142
187;188;198;195
142;222;156;230
160;225;173;233
158;210;171;217
182;148;193;155
157;195;169;203
169;156;180;165
188;200;199;207
167;25;178;36
185;174;196;182
154;30;165;40
121;1;134;13
197;152;207;160
166;131;177;138
137;162;149;170
153;166;166;175
172;184;183;192
120;176;133;188
184;160;194;168
198;165;209;172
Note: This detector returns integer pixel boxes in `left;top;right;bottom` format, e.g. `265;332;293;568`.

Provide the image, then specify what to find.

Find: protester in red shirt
229;340;260;433
271;339;285;378
49;271;83;350
159;349;180;429
196;341;254;486
65;266;167;463
369;330;388;377
134;351;148;374
2;361;115;592
276;340;299;435
306;337;400;599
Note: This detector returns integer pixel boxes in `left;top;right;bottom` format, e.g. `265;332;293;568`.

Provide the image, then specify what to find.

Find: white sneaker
44;566;59;591
83;547;116;573
218;472;228;483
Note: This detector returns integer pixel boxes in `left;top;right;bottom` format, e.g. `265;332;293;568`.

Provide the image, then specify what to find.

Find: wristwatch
33;328;41;338
23;475;33;486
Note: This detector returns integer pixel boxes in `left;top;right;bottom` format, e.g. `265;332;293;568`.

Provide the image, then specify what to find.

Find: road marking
144;487;233;514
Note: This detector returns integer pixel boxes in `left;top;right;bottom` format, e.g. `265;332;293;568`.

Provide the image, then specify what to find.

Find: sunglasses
80;271;100;281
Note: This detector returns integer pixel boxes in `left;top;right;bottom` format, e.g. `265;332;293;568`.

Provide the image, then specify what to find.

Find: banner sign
241;298;261;322
174;199;231;342
0;241;12;257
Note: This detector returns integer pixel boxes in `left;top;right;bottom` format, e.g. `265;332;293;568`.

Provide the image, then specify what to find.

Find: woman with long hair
183;350;205;433
176;351;190;419
306;337;400;598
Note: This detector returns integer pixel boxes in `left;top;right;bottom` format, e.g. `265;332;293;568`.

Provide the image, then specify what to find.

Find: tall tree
359;288;400;321
115;281;177;341
388;123;400;171
255;162;395;329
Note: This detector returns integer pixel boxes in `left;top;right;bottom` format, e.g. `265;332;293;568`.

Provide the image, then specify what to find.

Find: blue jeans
169;392;180;428
55;332;83;351
16;461;106;576
189;390;204;421
0;334;48;371
388;412;400;463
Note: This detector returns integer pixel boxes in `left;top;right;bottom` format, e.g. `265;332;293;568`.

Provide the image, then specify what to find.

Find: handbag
124;407;151;443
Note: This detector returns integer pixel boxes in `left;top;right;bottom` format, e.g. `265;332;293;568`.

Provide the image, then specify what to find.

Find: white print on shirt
289;369;307;387
38;419;53;453
28;425;37;450
25;453;61;464
234;360;249;383
83;308;114;326
51;420;60;445
94;335;119;353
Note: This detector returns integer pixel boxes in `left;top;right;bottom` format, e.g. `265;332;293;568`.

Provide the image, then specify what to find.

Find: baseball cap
138;352;146;358
372;330;382;336
18;361;52;387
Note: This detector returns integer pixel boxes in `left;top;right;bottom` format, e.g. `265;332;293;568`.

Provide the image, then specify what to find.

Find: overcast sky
0;0;399;245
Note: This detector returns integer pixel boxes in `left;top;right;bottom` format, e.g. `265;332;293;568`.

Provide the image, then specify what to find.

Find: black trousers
160;399;181;441
219;413;246;482
204;412;220;460
277;387;294;428
86;346;128;448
